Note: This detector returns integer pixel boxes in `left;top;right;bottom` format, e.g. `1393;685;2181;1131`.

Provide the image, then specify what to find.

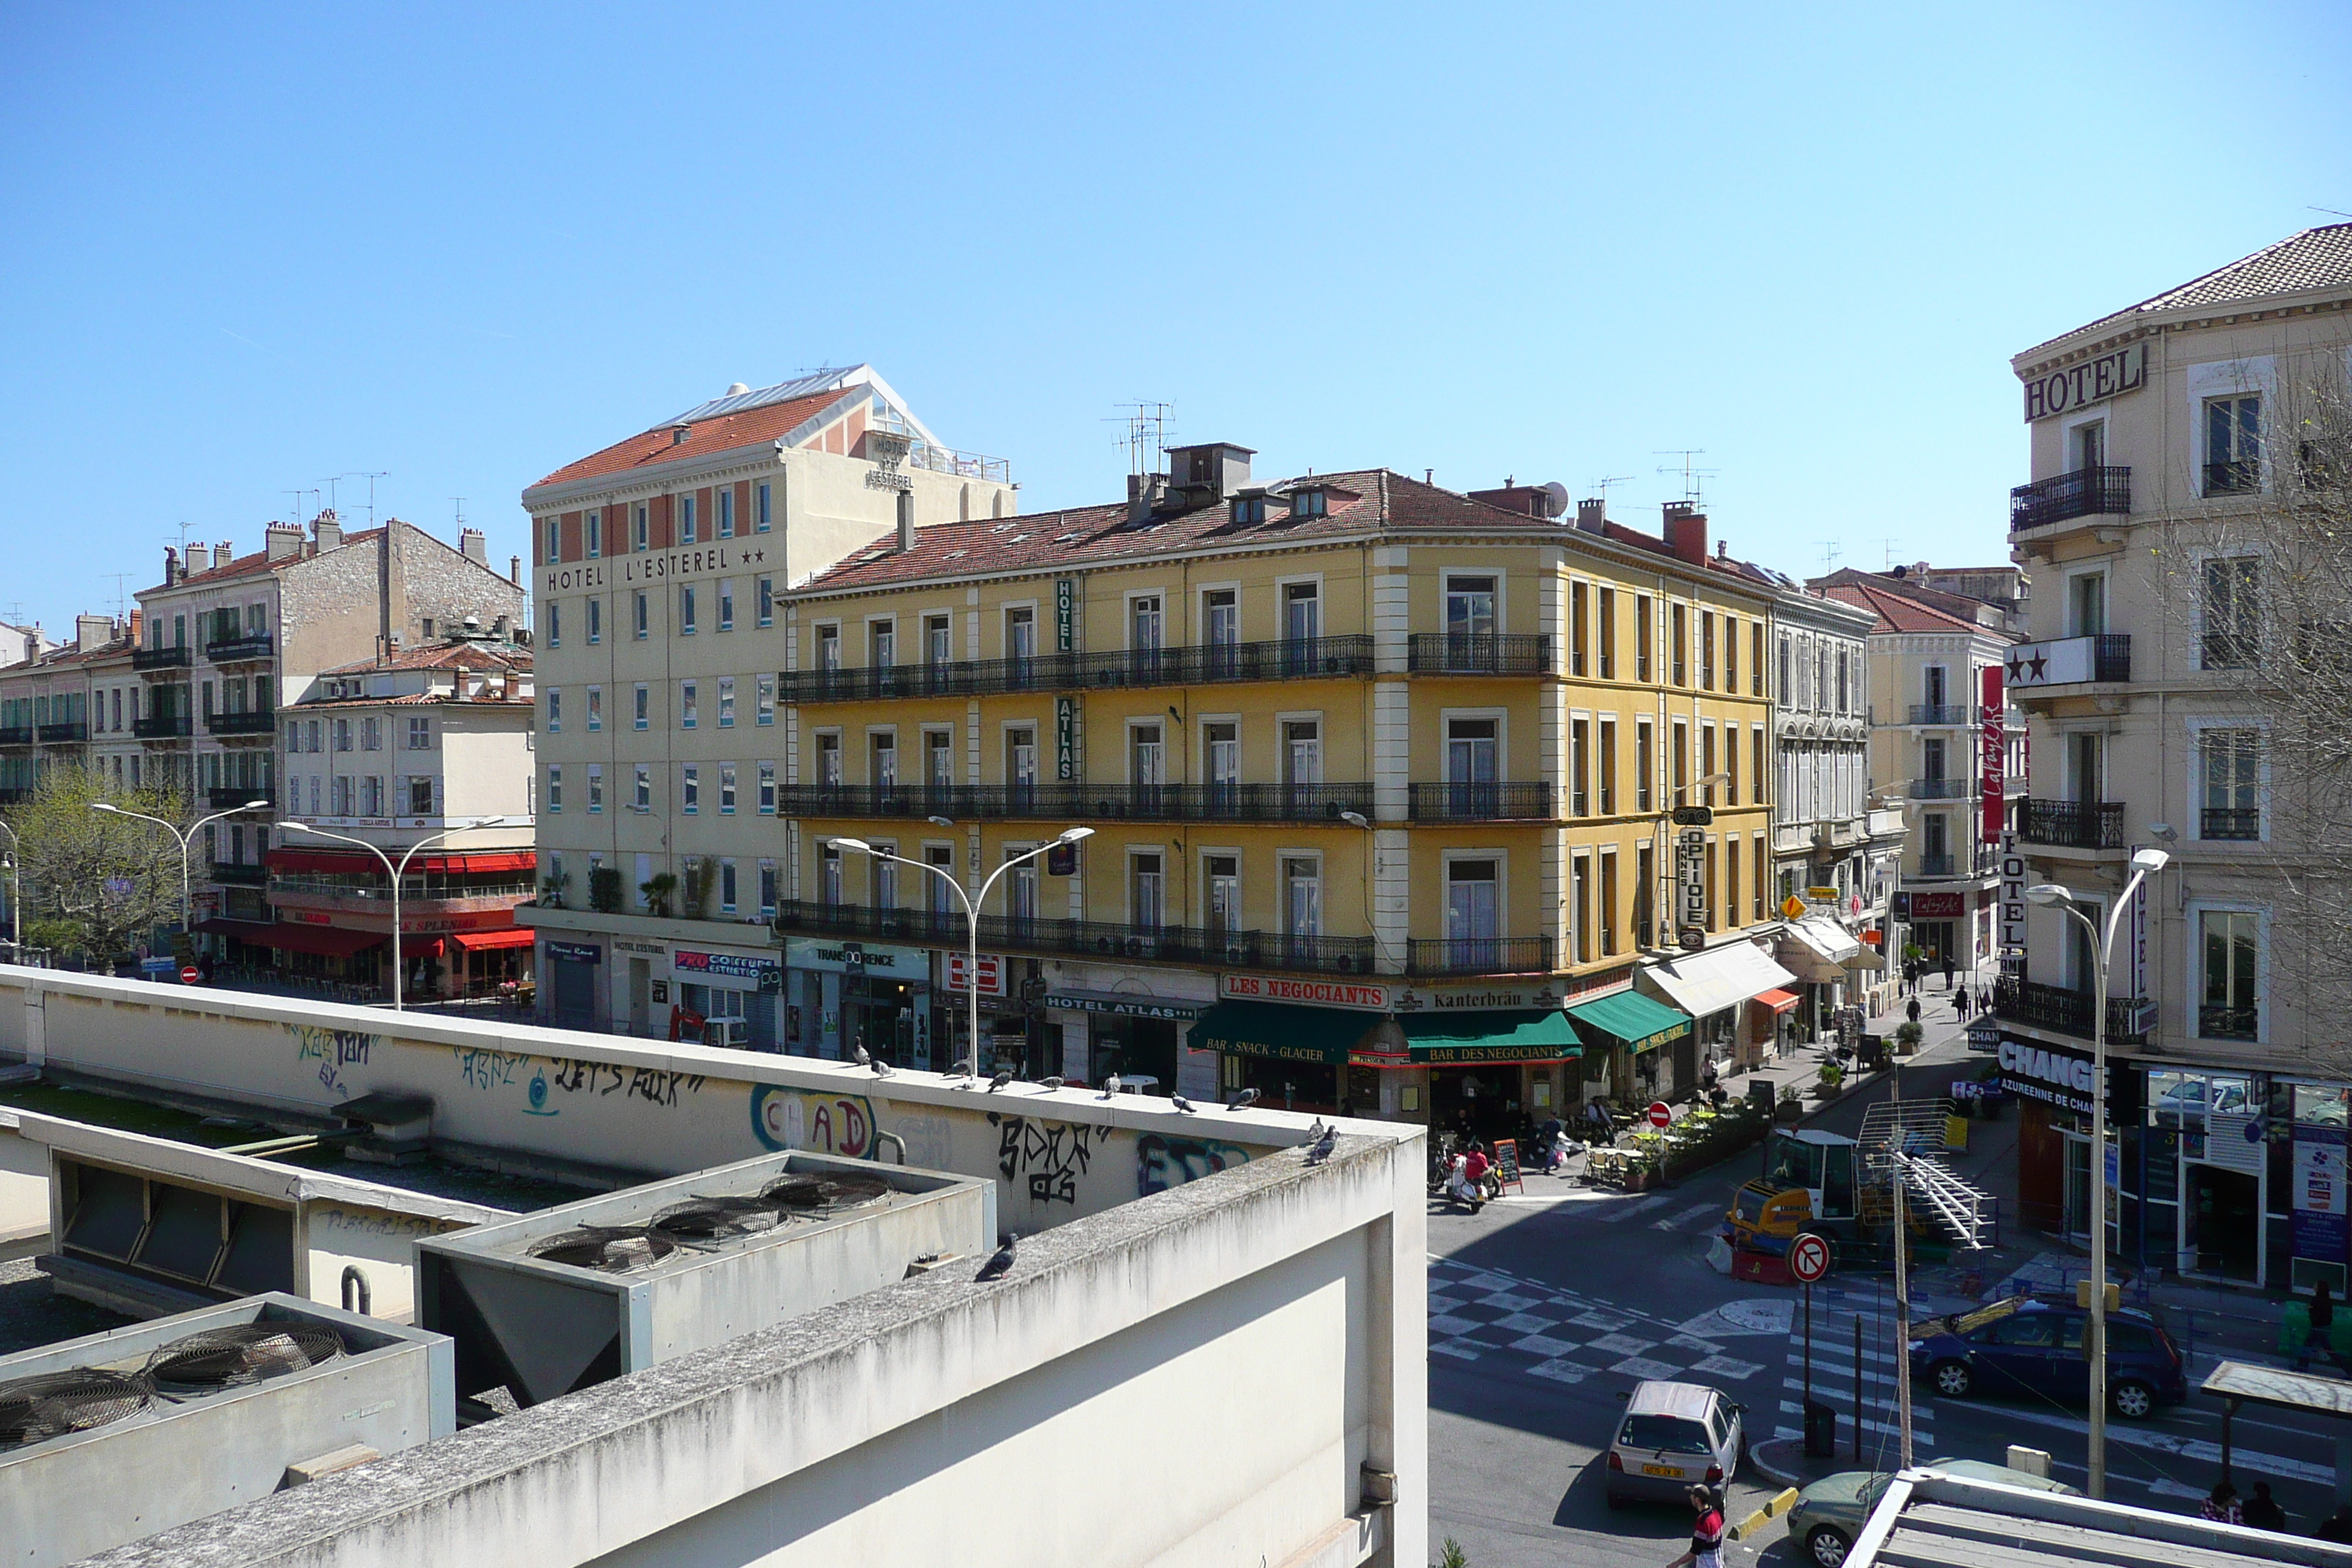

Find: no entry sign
1790;1232;1831;1283
1646;1101;1673;1129
178;965;200;985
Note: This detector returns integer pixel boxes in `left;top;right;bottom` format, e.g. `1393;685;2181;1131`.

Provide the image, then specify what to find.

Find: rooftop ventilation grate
146;1323;350;1395
527;1224;679;1274
0;1371;151;1450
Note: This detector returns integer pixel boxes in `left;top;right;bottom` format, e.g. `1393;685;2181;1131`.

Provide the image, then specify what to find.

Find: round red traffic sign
178;965;200;985
1646;1101;1673;1129
1789;1233;1831;1283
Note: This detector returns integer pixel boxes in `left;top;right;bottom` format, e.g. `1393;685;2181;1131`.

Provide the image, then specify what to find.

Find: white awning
1637;942;1800;1020
1776;916;1862;981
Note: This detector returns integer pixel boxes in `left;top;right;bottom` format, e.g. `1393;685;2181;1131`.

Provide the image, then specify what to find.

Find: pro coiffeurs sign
1997;1034;2109;1117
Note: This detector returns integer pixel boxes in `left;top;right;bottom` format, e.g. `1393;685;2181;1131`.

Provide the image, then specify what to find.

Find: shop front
1774;916;1863;1048
1190;1000;1377;1118
543;939;602;1028
1562;990;1693;1114
1045;989;1210;1098
671;946;787;1050
1393;1011;1583;1144
1635;941;1800;1086
783;937;927;1062
195;917;386;993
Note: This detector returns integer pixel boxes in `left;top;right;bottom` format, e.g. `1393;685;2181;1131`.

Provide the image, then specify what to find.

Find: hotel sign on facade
2021;342;2147;421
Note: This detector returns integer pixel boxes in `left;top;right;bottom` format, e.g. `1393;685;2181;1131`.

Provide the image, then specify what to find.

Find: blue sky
2;2;2347;633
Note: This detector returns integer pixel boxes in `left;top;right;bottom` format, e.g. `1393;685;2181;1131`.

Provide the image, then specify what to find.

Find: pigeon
853;1043;892;1077
1226;1088;1261;1112
1098;1074;1122;1099
987;1068;1015;1093
1038;1075;1065;1091
1304;1126;1338;1165
1303;1117;1326;1145
975;1232;1017;1281
1172;1095;1197;1113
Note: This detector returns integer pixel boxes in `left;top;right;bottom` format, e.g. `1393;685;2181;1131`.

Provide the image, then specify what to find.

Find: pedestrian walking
1952;981;1971;1017
1906;996;1921;1028
2201;1480;2242;1526
1941;954;1956;991
2299;1278;2337;1371
2242;1481;2287;1531
1665;1485;1726;1568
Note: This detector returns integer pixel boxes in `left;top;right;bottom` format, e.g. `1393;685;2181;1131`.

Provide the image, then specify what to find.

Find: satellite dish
1541;480;1571;517
725;382;750;396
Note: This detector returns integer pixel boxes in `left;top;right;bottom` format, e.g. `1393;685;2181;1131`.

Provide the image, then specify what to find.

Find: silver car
1604;1380;1744;1508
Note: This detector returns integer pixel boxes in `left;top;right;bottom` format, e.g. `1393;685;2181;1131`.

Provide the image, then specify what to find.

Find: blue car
1908;1293;2187;1420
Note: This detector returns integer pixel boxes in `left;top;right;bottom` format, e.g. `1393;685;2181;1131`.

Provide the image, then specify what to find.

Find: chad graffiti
1136;1134;1250;1197
750;1084;878;1158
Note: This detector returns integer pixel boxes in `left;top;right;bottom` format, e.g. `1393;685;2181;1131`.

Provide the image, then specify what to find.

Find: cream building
1999;224;2352;1289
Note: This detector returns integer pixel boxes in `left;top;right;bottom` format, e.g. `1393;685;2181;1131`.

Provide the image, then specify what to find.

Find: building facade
1998;224;2352;1289
0;613;131;805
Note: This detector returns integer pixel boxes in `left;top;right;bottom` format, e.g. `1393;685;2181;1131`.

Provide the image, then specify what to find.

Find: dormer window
1290;488;1327;519
1231;496;1267;525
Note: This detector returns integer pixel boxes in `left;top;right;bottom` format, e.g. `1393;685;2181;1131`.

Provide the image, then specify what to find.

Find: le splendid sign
543;540;771;595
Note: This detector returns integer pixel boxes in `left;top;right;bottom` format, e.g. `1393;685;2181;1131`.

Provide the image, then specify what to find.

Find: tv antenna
451;498;467;529
1881;538;1904;570
1588;475;1634;504
350;472;389;529
1107;403;1175;477
1819;540;1842;573
102;573;133;622
1654;450;1718;508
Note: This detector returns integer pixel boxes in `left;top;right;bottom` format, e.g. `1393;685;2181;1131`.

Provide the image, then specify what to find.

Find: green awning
1188;1000;1375;1066
1395;1009;1583;1066
1566;990;1692;1055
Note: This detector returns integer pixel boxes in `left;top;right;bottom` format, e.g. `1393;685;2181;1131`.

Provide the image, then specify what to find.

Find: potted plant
1774;1083;1804;1123
1815;1060;1846;1098
588;866;623;913
1893;1020;1924;1055
537;868;570;909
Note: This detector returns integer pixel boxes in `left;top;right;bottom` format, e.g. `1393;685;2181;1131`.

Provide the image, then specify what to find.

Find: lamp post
826;826;1093;1079
284;817;510;1009
0;818;20;951
92;799;271;939
2024;846;2170;1501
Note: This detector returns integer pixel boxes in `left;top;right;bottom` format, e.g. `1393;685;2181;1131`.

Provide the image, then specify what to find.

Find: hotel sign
1997;830;2027;950
2022;342;2147;422
542;540;769;595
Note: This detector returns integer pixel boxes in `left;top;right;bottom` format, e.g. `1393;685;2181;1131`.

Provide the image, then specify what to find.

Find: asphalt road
1426;1063;2351;1566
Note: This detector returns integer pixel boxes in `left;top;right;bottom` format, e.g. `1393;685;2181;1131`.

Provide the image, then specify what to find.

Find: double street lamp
284;817;511;1010
824;825;1094;1079
2024;845;2171;1501
91;799;271;938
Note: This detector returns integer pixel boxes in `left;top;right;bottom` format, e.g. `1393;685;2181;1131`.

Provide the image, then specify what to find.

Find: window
871;731;896;788
1778;634;1793;705
818;733;842;787
1131;851;1164;927
408;774;434;815
719;580;734;632
1290;487;1326;519
1597;587;1616;679
1206;854;1240;937
584;689;601;732
720;761;737;815
1005;606;1035;663
816;624;840;671
718;487;734;538
680;680;698;728
1701;725;1716;807
1700;610;1715;688
633;764;651;811
546;601;560;647
1725;839;1740;930
1571;855;1591;964
717;676;735;728
1283;583;1320;644
2070;573;2107;638
1834;648;1848;712
1752;728;1765;805
634;505;649;552
1597;720;1618;814
757;674;774;725
304;720;320;753
927;728;954;788
1635;595;1653;681
682;764;699;814
2204;394;2261;495
361;776;381;815
679;493;697;543
586;764;603;813
1204;722;1238;800
1724;615;1737;692
758;577;774;627
756;481;772;533
1636;720;1654;812
1752;837;1767;921
333;718;352;752
2202;557;2260;668
679;584;697;635
870;619;894;668
2200;910;2258;1039
1446;859;1500;954
1671;720;1689;802
1282;856;1321;939
759;858;778;916
586;508;602;557
820;843;843;905
1284;719;1322;785
587;596;602;644
1231;496;1266;524
1129;722;1164;787
1570;581;1588;676
1006;726;1037;796
1444;576;1494;640
2201;728;2261;840
333;774;352;815
1204;588;1237;648
926;844;956;916
1751;623;1764;696
544;516;561;562
1570;717;1591;816
1635;843;1655;946
1130;594;1162;651
634;591;649;639
361;715;380;750
1670;603;1687;686
925;614;951;666
1724;724;1738;804
634;684;649;730
1447;717;1497;797
758;761;776;815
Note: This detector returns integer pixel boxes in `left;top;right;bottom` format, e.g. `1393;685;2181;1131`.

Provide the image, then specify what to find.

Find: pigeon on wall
975;1233;1018;1281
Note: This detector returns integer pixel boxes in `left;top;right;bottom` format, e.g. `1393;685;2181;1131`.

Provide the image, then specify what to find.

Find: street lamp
827;825;1094;1079
92;799;271;938
2024;845;2171;1501
0;818;19;951
284;817;510;1010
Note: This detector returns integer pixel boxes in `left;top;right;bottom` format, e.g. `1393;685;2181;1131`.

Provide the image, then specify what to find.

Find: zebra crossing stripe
1650;1200;1723;1232
1597;1194;1676;1224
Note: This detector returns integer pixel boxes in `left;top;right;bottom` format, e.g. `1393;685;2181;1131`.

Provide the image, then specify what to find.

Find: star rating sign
2008;655;2027;683
2027;652;2048;680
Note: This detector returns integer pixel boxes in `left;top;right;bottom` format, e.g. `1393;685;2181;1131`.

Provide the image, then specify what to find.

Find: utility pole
1891;1062;1915;1471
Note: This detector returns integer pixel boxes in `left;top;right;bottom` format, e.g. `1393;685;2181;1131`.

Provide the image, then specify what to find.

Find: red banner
1980;663;2005;843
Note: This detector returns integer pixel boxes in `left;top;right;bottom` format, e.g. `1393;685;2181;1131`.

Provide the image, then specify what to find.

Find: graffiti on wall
750;1084;877;1157
545;1057;706;1107
989;1113;1101;1206
451;1046;529;1094
290;1025;375;1099
1135;1134;1251;1197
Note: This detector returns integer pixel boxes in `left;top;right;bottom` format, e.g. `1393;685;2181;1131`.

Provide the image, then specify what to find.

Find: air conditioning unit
0;1294;450;1568
704;1015;750;1048
418;1151;990;1414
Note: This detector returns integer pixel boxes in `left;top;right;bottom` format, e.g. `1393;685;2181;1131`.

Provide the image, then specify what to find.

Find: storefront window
2295;1084;2352;1128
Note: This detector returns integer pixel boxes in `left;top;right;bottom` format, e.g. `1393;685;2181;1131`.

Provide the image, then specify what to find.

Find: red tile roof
531;387;859;491
141;529;387;595
2021;223;2352;358
320;641;532;676
799;470;1561;593
1820;580;2008;638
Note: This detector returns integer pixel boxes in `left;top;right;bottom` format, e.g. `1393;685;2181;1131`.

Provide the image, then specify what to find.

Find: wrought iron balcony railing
206;710;278;736
132;645;192;671
1407;782;1557;821
2017;797;2125;850
1405;935;1556;976
2201;807;2261;841
780;636;1376;703
35;720;86;743
1906;704;1972;726
1909;778;1971;799
0;726;32;747
133;713;192;739
1406;633;1553;676
204;633;275;663
2010;465;2131;531
206;786;272;810
1992;976;2150;1045
769;900;1378;977
781;780;1373;823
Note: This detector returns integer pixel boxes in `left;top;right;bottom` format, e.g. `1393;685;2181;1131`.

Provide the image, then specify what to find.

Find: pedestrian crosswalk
1426;1256;1770;1390
1769;1305;1934;1454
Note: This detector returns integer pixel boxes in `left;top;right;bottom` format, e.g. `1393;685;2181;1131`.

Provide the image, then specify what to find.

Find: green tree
3;765;188;962
1433;1540;1470;1568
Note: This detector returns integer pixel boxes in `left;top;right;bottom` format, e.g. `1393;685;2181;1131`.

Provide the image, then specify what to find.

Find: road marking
1691;1354;1766;1381
1651;1200;1723;1232
1588;1333;1658;1357
1597;1194;1675;1224
1529;1357;1588;1384
1432;1341;1482;1361
1614;1355;1684;1379
1985;1404;2335;1485
1496;1311;1558;1334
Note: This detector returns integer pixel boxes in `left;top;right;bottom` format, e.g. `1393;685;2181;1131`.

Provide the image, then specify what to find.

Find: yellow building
774;447;1784;1129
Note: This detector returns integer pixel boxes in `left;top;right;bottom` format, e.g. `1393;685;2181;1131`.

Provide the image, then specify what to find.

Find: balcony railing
780;781;1373;823
36;721;88;743
2018;797;2125;850
134;713;192;739
0;726;31;747
769;900;1378;977
1408;782;1557;821
1907;704;1972;726
1909;778;1971;799
2204;460;2260;497
132;645;192;671
779;636;1376;703
206;785;272;810
2198;1004;2258;1040
1916;854;1959;878
1407;633;1553;676
2010;465;2131;531
1992;976;2150;1045
0;786;29;805
1406;935;1556;976
208;862;270;886
204;633;275;663
2201;807;2261;841
206;710;278;736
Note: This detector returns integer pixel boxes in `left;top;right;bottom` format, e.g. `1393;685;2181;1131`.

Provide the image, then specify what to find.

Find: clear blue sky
3;2;2347;633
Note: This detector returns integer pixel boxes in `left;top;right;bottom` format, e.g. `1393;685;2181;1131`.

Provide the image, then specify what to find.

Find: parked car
1907;1294;2186;1419
1603;1380;1744;1508
1785;1459;2075;1566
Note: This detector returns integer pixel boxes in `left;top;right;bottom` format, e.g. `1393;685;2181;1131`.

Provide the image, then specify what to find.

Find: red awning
196;919;386;957
1752;988;1802;1015
448;927;535;952
265;848;535;875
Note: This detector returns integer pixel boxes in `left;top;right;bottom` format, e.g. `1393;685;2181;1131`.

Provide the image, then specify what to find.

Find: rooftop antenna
1882;538;1902;571
1653;450;1718;508
352;472;389;529
1820;540;1842;574
451;498;467;529
102;573;132;622
284;490;308;527
1107;402;1175;477
1588;475;1634;504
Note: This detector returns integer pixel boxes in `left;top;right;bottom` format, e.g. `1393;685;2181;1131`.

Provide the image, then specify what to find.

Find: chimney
1576;498;1607;535
212;541;233;570
508;554;522;586
265;521;304;561
76;613;111;649
164;546;179;584
1662;502;1708;565
460;527;487;564
314;510;344;552
895;489;916;551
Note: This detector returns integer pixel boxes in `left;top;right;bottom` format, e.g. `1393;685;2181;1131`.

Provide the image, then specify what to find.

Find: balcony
206;709;278;736
1408;782;1557;821
2201;807;2261;841
204;633;275;664
2006;633;2131;690
779;636;1376;704
781;781;1374;824
132;645;192;672
1916;854;1959;878
0;786;28;805
1907;704;1972;726
1406;935;1555;976
0;726;30;747
133;713;192;739
2198;1004;2258;1040
208;862;270;886
769;900;1379;978
37;721;87;743
206;785;272;810
2010;465;2130;532
1909;778;1971;800
2018;797;2125;850
1992;976;2150;1045
1407;633;1552;676
2204;460;2260;498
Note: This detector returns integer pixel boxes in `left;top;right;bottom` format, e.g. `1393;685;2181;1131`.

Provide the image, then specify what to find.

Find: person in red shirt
1461;1143;1491;1188
1665;1484;1725;1568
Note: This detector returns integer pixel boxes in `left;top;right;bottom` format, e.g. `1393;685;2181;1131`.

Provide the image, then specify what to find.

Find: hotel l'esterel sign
2022;342;2146;421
